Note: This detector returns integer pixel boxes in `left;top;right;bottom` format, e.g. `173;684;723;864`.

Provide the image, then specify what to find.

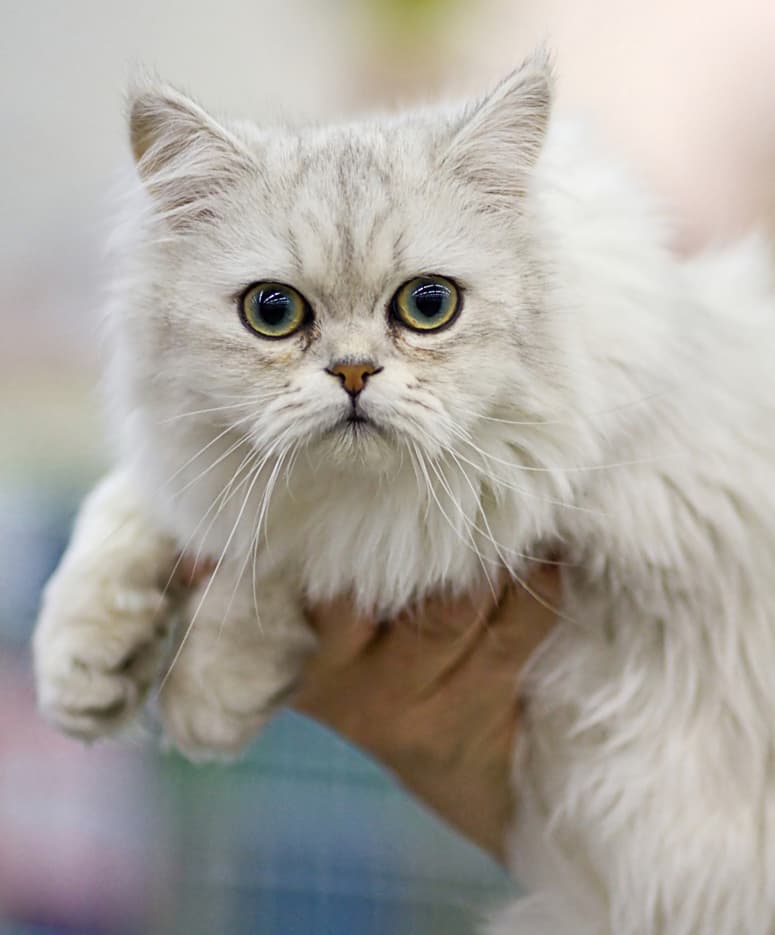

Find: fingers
392;580;502;640
495;566;561;637
469;566;560;672
294;568;561;865
304;565;560;668
305;596;381;662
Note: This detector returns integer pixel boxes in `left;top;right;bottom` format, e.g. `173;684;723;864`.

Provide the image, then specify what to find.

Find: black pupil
257;288;292;326
412;282;449;319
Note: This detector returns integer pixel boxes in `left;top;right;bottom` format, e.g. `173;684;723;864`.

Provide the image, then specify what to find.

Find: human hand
293;569;559;862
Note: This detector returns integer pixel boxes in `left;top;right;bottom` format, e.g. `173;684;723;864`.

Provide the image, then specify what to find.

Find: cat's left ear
128;80;253;229
442;50;554;208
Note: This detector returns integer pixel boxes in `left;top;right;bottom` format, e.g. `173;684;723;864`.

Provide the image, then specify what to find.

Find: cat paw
159;659;293;762
158;633;301;761
34;585;172;740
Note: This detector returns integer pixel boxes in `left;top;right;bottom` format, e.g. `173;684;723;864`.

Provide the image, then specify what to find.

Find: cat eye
390;276;461;333
239;281;311;339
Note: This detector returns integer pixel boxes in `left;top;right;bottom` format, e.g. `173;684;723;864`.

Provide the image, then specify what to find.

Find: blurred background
1;1;774;932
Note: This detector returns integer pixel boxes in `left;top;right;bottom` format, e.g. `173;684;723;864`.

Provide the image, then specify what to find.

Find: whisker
502;563;573;624
250;440;296;628
189;448;261;571
456;391;665;429
443;447;572;568
425;453;499;602
173;434;250;499
219;434;295;638
154;447;260;614
410;441;498;590
284;439;304;496
159;398;275;425
156;454;266;694
162;410;259;490
398;409;604;516
450;423;666;475
445;431;609;518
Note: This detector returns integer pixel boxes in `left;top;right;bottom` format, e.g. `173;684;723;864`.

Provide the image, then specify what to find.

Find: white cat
33;52;775;933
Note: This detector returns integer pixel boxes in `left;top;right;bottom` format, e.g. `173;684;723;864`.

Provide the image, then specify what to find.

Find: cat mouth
318;405;389;441
332;410;386;438
344;413;375;434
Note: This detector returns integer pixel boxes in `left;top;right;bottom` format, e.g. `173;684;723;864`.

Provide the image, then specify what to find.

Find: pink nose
327;361;382;396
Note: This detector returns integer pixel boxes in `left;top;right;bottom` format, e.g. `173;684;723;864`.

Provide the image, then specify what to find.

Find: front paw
157;636;300;762
34;584;172;740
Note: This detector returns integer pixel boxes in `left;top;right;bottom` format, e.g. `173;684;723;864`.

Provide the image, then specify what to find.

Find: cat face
123;54;563;475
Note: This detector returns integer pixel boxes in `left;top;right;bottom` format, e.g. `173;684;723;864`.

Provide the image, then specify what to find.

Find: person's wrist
386;738;515;862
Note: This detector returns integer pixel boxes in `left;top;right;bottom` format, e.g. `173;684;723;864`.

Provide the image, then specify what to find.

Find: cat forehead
257;119;438;193
231;124;468;294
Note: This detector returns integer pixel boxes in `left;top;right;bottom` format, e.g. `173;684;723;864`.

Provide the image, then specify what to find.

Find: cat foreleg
33;468;179;739
158;569;315;760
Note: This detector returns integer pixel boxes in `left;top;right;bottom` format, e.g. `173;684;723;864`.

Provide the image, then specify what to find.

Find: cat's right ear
128;81;253;228
441;50;554;210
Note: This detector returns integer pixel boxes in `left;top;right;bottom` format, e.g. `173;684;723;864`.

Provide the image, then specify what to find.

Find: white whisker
410;440;496;588
450;422;666;475
220;434;295;637
173;433;250;499
162;410;259;490
157;453;266;694
187;447;261;571
154;447;259;614
158;399;264;424
444;446;571;568
425;452;499;601
445;429;609;517
457;391;665;429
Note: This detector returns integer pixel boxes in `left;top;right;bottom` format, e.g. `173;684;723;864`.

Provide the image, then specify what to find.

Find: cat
32;51;775;934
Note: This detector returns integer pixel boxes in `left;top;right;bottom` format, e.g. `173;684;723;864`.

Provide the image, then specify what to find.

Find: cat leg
158;567;315;760
33;468;179;739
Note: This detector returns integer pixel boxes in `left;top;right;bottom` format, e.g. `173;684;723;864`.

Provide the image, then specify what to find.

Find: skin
178;557;559;862
294;569;560;862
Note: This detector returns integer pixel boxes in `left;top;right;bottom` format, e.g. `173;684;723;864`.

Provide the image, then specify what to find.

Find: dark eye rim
237;280;313;340
389;275;463;334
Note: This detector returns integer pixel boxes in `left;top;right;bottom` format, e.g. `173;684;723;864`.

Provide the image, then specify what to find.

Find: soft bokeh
2;1;773;932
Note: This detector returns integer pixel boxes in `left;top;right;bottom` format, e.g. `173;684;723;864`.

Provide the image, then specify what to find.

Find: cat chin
310;422;405;474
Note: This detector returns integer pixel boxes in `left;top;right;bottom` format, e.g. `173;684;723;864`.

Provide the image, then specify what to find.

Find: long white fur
33;54;775;933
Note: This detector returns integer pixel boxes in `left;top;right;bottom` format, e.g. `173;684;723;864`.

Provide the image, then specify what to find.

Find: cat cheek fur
56;50;775;934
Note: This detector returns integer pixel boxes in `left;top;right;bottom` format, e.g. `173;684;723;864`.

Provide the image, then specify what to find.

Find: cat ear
442;50;554;208
128;81;253;228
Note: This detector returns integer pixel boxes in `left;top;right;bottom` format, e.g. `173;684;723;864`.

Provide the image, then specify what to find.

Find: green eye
391;276;460;332
240;282;310;338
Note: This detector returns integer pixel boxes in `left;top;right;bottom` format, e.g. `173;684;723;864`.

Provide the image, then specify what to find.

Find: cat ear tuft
128;80;253;228
443;49;554;208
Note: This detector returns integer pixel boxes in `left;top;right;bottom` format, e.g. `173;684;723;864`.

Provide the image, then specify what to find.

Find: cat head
120;52;566;478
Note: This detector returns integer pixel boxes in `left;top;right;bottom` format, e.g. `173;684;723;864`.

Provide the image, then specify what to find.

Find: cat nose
326;360;383;397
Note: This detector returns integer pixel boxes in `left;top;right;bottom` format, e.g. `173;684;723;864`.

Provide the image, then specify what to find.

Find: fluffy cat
33;52;775;934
